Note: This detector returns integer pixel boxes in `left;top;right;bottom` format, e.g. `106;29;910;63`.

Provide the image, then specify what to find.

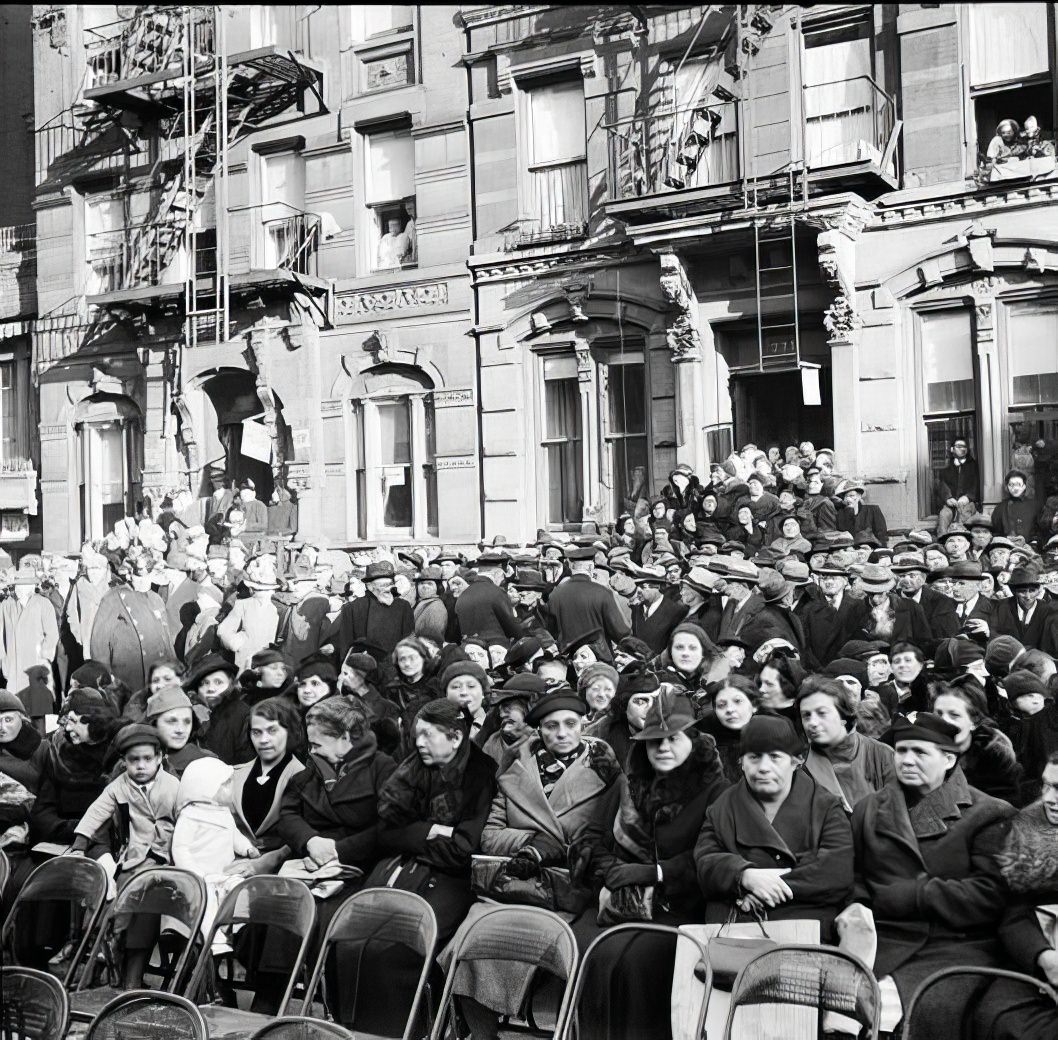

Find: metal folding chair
1;965;70;1040
722;943;881;1040
1;855;109;984
430;904;579;1040
249;1018;356;1039
85;990;207;1040
903;965;1058;1040
303;887;438;1039
560;923;712;1040
69;866;207;1021
185;875;316;1040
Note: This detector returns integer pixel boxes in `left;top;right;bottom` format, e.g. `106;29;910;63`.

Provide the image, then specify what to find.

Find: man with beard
324;559;413;664
890;553;959;655
854;564;932;648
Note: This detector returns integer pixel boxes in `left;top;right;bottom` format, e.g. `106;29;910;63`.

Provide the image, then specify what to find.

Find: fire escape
74;4;326;437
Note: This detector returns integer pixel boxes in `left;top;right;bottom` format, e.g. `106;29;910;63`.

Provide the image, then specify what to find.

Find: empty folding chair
303;887;438;1039
185;875;316;1040
1;855;109;983
430;905;578;1040
85;990;207;1040
560;923;712;1040
69;866;207;1022
1;965;70;1040
904;966;1058;1040
722;943;880;1040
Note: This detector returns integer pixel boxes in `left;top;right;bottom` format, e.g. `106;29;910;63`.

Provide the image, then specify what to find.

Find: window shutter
900;22;963;186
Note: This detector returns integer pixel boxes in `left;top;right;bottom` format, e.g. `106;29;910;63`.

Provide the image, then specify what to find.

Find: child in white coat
171;757;259;947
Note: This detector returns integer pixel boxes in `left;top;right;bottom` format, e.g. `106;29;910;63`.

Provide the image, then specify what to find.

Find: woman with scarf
375;698;497;942
797;676;895;813
183;653;252;765
578;662;619;726
576;691;729;1037
443;661;496;746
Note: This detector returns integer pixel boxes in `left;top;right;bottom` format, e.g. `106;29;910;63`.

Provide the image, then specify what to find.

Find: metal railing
84;9;215;87
234;202;322;276
803;75;895;170
0;224;35;256
606;101;739;199
86;220;186;294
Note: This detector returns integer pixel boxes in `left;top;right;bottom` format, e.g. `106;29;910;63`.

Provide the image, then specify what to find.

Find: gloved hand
568;844;593;887
504;847;542;880
604;863;658;890
527;833;565;866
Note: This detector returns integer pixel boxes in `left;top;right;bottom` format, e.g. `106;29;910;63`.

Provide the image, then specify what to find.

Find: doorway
730;368;833;450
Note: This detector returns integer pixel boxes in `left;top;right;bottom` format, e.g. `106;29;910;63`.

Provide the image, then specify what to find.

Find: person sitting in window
1019;115;1055;159
376;216;412;269
403;199;417;263
987;119;1021;163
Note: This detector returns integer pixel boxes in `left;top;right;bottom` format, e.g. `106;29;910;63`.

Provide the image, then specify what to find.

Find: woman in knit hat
577;662;619;725
442;661;494;744
376;699;498;942
146;684;216;779
294;654;339;714
241;648;296;708
586;666;662;771
695;712;853;935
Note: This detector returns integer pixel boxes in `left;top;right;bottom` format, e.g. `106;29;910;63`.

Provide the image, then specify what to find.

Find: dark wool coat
453;576;523;644
1017;703;1058;801
29;738;111;845
992;599;1058;655
991;494;1039;543
324;593;414;661
959;723;1023;805
198;687;253;766
804;494;838;532
88;586;175;692
848;594;933;650
0;723;48;829
694;770;854;932
276;737;397;867
631;596;689;654
915;586;961;654
935;457;981;508
231;755;304;849
836;502;888;545
797;594;865;669
717;593;801;652
851;769;1015;1002
586;738;728;918
545;574;631;650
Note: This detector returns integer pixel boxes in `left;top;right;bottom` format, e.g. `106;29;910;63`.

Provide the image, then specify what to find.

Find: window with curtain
542;356;583;525
524;80;588;232
663;52;738;187
606;356;648;515
85;193;126;293
969;4;1049;88
364;5;413;38
919;310;978;504
803;20;875;167
366;129;417;268
0;356;30;463
1008;301;1058;406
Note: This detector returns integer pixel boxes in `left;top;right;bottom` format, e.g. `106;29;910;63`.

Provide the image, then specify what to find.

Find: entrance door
731;368;833;450
80;421;129;540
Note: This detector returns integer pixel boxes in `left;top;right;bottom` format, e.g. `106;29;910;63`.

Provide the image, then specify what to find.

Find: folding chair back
75;866;207;994
560;923;711;1040
85;990;207;1040
1;855;109;983
0;846;9;894
1;965;70;1040
903;966;1058;1040
304;887;438;1039
250;1017;357;1039
722;944;880;1040
430;905;578;1040
185;875;316;1016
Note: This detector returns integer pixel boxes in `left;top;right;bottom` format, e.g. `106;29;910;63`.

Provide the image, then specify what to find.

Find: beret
525;689;588;726
442;661;489;689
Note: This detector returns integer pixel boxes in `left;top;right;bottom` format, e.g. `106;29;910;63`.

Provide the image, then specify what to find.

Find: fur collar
997;801;1058;893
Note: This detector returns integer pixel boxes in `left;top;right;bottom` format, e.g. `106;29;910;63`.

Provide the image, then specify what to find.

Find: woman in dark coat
695;713;853;938
383;636;441;757
575;693;728;1039
586;666;661;771
698;676;760;783
376;698;498;943
183;653;253;765
0;691;49;899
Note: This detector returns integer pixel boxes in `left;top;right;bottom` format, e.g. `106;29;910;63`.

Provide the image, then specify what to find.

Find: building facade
27;3;477;554
464;2;1058;537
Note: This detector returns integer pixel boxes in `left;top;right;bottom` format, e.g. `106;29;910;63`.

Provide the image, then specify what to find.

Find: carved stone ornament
564;282;590;323
666;313;702;362
172;393;199;474
823;296;863;343
336;282;449;319
574;339;592;382
659;252;691;310
362;330;391;365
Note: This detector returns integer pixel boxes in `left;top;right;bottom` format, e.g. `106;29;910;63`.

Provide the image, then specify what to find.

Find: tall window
366;129;417;269
662;53;738;188
524;81;588;235
0;356;30;463
85;193;125;294
605;355;648;515
1008;301;1058;406
260;151;307;269
364;5;412;37
541;356;583;525
919;310;977;508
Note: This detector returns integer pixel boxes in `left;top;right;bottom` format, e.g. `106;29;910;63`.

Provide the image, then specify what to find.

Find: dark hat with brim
882;711;961;753
182;653;239;691
524;689;588;726
492;673;548;707
505;636;543;670
630;690;699;741
562;627;606;658
1008;566;1042;588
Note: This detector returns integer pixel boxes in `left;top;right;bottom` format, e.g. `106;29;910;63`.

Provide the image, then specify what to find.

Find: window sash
920;310;975;415
528;81;586;165
969;4;1050;87
366;130;415;204
1008;302;1058;405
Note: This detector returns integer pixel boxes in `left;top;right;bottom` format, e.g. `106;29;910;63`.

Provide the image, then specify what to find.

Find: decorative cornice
499;50;597;94
470;246;637;284
873;176;1058;228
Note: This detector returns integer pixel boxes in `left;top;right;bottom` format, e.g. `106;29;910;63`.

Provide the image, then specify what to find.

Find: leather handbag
707;911;776;990
471;855;590;914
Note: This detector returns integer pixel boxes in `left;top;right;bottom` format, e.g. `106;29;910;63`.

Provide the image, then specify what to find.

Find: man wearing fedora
798;564;864;670
714;559;795;652
836;480;888;546
992;567;1058;654
891;552;960;655
323;559;413;665
631;568;688;654
945;560;994;639
855;563;933;649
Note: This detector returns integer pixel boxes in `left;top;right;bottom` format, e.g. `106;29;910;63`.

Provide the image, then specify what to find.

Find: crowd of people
4;439;1058;1037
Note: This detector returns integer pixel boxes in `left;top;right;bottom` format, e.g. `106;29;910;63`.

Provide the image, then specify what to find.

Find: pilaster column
972;276;1002;503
